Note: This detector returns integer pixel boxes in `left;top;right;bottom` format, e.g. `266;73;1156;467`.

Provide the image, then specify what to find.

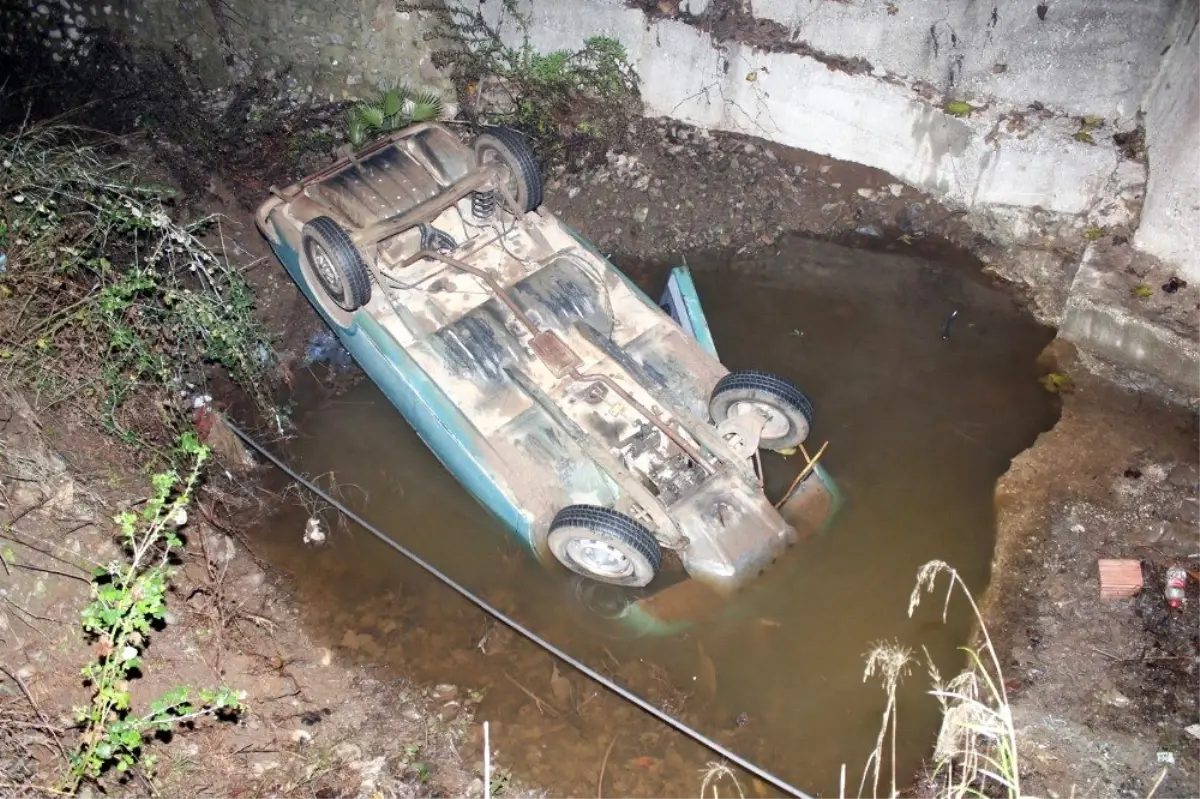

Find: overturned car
256;123;839;631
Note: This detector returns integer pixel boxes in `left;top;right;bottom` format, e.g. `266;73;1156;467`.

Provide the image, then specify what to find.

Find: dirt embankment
984;340;1198;798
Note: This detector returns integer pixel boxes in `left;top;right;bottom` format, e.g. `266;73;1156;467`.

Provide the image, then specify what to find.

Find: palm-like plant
346;86;446;147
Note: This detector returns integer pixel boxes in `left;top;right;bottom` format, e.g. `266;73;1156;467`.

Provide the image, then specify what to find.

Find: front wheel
547;505;661;588
709;370;814;451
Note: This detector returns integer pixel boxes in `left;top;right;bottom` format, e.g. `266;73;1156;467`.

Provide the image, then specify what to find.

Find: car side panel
265;217;540;549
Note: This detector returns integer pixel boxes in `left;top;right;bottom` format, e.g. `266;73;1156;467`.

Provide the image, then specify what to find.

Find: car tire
301;216;372;312
472;126;543;212
548;505;661;588
709;369;814;451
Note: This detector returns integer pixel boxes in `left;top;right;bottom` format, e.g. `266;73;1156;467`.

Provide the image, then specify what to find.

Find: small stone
742;143;756;155
333;742;362;763
291;729;312;744
1101;688;1131;707
1174;497;1199;526
819;164;831;173
888;183;904;196
401;705;422;722
433;683;458;701
1167;463;1199;489
856;188;875;199
567;186;580;199
633;207;649;225
855;223;884;238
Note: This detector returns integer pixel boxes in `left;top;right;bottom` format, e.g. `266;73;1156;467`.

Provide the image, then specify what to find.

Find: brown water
245;236;1058;797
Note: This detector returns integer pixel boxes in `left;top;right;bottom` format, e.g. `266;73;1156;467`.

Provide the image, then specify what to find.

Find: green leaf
356;104;386;129
408;90;444;123
944;100;973;117
347;118;368;148
381;88;405;118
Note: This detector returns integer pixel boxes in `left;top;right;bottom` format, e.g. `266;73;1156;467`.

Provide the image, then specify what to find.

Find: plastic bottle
1165;566;1188;609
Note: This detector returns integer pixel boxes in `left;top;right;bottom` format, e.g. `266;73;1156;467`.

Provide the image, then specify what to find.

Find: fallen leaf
630;756;660;769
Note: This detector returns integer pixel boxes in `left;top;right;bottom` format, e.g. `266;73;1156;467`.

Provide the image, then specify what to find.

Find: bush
0;123;280;448
401;0;641;167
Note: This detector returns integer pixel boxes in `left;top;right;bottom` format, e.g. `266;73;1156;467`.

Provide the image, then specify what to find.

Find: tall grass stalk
909;560;1021;799
859;642;914;798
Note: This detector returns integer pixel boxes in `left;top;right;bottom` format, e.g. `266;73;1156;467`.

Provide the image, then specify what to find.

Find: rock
633;207;649;225
1174;497;1199;526
333;742;362;763
433;683;458;701
290;729;312;745
1167;463;1199;489
401;705;422;722
856;188;875;199
855;223;884;238
888;183;904;196
895;202;926;234
567;186;580;199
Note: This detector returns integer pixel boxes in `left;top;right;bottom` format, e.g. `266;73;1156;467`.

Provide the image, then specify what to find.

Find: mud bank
0;391;533;798
982;341;1199;798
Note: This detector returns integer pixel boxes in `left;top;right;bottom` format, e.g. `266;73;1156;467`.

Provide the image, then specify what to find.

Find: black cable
226;420;813;799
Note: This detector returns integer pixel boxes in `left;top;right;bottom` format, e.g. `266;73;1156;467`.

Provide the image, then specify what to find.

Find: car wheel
301;216;372;312
709;369;814;451
548;505;661;587
472;126;543;212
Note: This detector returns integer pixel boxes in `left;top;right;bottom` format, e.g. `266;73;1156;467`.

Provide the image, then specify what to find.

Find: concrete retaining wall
465;0;1159;247
748;0;1182;124
1134;3;1200;281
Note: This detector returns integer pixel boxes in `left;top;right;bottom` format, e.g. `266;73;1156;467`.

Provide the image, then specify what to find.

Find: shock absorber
471;189;495;222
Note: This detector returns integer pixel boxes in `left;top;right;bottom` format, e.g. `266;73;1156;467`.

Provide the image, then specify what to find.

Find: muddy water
246;235;1058;797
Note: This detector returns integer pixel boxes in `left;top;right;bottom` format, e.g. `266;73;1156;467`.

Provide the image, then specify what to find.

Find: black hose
225;421;814;799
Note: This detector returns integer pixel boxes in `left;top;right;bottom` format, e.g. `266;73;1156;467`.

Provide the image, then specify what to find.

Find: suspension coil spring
471;189;495;221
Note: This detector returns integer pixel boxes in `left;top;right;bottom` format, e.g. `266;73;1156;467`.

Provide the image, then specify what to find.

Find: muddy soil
0;390;537;798
982;340;1199;799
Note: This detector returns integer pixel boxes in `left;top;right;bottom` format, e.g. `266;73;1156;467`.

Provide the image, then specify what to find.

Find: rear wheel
548;505;661;587
709;370;814;451
473;127;543;212
301;216;371;311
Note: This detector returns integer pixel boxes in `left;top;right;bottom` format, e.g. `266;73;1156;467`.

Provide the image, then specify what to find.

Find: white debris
303;516;326;546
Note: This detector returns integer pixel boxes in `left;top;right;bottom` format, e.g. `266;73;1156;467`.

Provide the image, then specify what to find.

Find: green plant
489;765;512;796
944;101;973;117
0;123;280;445
1132;283;1154;299
63;434;245;792
345;86;446;147
400;1;640;165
